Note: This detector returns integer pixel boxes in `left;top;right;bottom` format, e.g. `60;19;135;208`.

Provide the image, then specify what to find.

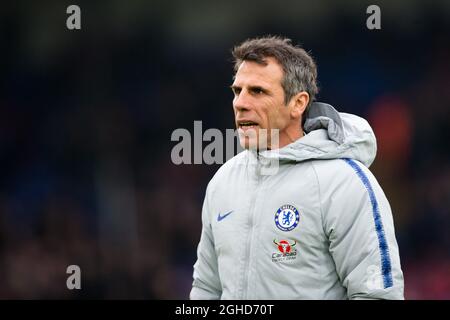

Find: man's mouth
238;121;259;131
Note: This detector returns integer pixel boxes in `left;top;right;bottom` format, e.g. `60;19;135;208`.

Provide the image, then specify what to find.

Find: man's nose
233;91;251;112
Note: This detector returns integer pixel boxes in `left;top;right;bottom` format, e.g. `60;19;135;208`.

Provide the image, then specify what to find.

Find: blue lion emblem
275;205;300;232
282;211;292;226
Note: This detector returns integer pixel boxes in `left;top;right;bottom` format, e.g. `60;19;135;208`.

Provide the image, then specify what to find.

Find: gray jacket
190;102;404;300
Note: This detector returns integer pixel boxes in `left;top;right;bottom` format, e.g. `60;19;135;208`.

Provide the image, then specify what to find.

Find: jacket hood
259;102;377;167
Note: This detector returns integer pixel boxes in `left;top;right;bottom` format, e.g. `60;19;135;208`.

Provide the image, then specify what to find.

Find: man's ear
290;92;309;120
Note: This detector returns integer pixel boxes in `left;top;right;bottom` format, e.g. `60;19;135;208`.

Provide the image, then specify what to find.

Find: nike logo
217;210;233;222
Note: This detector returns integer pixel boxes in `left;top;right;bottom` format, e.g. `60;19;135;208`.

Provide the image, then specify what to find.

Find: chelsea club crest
275;204;300;231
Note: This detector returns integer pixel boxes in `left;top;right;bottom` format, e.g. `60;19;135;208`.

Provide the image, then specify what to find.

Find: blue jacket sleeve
321;159;404;300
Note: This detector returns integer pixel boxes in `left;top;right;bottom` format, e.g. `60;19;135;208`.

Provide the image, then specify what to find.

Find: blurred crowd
0;1;449;299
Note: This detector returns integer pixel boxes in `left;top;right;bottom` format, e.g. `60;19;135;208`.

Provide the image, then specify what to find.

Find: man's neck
275;128;304;149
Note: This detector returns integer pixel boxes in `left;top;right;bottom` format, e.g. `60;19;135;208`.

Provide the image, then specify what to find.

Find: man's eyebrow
229;84;271;95
249;85;265;90
248;85;270;93
230;84;268;90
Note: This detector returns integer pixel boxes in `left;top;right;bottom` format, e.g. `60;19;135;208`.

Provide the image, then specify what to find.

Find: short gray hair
232;35;319;106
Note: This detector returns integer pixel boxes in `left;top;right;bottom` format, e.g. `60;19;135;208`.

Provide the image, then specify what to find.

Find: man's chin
239;138;272;151
238;127;268;150
239;138;258;150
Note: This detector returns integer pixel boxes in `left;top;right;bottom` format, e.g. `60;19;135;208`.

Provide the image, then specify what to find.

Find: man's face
231;57;296;150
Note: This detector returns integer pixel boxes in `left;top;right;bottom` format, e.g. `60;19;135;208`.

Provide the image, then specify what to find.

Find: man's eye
252;88;264;94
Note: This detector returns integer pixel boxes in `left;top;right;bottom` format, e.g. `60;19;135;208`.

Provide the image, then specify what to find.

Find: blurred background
0;0;449;299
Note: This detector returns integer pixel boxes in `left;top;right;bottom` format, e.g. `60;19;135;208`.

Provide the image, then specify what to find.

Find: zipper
240;153;262;299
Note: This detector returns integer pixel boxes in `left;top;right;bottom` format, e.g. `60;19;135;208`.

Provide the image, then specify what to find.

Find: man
190;36;404;299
